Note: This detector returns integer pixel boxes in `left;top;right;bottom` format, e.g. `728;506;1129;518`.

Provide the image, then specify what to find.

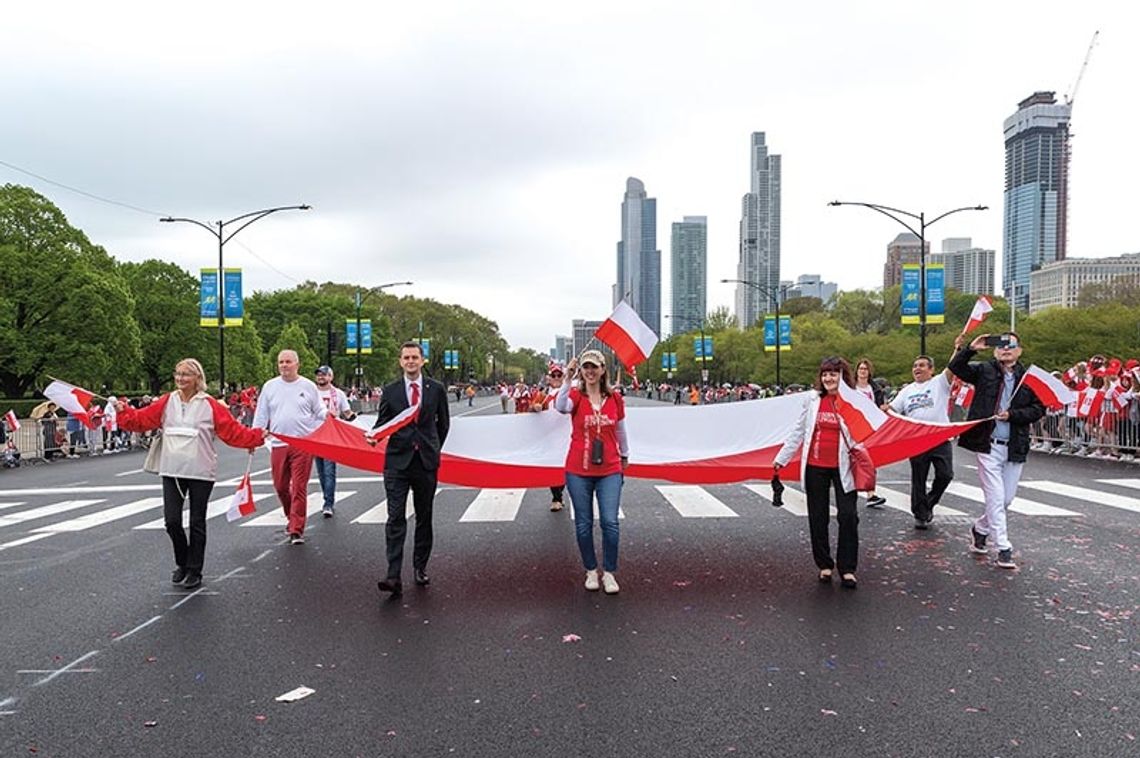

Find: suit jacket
948;348;1044;463
374;375;450;472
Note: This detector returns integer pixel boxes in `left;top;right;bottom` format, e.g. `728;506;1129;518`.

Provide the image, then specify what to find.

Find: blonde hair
175;358;209;394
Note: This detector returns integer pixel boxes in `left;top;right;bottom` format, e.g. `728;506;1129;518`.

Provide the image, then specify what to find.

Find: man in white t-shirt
314;365;356;518
888;354;954;530
253;350;326;544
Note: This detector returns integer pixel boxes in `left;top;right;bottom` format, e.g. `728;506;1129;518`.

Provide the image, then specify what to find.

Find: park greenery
2;183;1137;411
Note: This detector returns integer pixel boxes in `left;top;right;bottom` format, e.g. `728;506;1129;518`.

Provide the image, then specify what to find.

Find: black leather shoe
182;571;202;589
377;578;403;596
414;569;430;586
171;567;187;585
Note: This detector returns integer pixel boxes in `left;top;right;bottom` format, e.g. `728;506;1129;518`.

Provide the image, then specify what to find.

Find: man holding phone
949;331;1045;569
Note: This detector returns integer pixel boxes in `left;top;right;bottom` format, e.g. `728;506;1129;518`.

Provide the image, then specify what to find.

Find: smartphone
983;335;1011;348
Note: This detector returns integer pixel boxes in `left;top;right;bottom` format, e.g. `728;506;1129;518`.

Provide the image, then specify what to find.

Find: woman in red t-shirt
773;356;861;588
554;349;629;595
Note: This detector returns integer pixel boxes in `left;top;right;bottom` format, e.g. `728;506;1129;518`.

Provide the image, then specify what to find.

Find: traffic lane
3;483;1135;756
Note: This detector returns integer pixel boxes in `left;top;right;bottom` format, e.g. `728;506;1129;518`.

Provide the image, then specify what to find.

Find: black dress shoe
377;578;403;596
171;567;187;585
182;571;202;589
414;569;430;586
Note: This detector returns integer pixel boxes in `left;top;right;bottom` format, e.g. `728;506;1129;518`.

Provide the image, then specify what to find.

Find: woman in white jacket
117;359;266;589
773;356;861;589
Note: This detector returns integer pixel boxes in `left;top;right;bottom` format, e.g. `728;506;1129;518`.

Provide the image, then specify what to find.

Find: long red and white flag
835;381;889;443
225;470;257;522
365;404;419;442
43;380;98;429
1076;388;1104;419
963;296;994;333
1022;365;1078;410
3;409;19;431
595;300;659;370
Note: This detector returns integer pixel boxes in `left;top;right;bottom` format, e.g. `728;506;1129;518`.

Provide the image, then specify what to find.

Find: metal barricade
1030;398;1140;461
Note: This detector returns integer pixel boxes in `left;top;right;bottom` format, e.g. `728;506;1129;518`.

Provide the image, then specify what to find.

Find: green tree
780;296;824;317
120;259;210;394
267;322;321;376
0;184;141;397
705;305;737;331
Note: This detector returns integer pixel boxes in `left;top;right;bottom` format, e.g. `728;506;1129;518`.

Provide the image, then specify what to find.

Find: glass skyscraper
615;177;661;337
735;132;781;328
1003;91;1071;310
670;216;707;334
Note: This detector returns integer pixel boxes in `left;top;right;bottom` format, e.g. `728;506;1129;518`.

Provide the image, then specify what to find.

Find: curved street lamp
721;278;792;388
353;281;414;389
160;204;311;392
828;200;986;355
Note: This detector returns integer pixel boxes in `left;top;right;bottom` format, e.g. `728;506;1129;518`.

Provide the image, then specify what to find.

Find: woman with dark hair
554;349;629;594
854;358;886;508
773;356;862;588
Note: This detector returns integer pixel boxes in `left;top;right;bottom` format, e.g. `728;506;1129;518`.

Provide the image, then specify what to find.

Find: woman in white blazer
773;356;861;589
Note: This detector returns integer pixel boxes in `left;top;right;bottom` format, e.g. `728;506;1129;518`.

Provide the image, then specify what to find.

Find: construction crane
1065;30;1099;106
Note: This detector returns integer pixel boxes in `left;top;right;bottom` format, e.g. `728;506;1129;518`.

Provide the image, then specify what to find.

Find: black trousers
549;485;565;503
804;464;859;574
384;455;437;579
909;441;954;520
162;476;214;572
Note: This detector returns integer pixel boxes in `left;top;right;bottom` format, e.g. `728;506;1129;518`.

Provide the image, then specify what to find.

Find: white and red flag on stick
43;380;99;428
962;296;994;334
225;468;257;522
365;404;420;443
3;409;19;430
953;382;974;408
1021;365;1077;410
595;300;659;370
835;381;889;443
1076;388;1104;419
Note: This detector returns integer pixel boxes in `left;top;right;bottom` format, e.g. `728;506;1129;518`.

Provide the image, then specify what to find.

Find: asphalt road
1;393;1137;757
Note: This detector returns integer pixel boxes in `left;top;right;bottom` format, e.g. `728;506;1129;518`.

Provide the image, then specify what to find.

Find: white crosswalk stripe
241;490;357;527
32;498;164;533
352;500;415;524
1021;481;1140;514
0;501;27;511
656;485;738;518
459;488;527;522
742;483;825;517
133;493;276;530
0;533;55;551
873;486;969;517
0;500;105;529
944;482;1081;517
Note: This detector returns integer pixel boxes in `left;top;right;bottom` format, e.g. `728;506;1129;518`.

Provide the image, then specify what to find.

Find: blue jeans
565;472;623;572
315;457;336;508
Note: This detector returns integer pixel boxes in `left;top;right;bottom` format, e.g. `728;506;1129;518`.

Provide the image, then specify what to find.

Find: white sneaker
584;570;600;591
601;571;620;595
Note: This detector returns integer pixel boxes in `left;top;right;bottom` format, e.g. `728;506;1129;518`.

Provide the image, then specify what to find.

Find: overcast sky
3;1;1135;352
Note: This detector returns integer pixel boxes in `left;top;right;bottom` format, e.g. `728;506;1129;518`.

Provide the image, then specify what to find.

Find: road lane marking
1020;481;1140;514
353;500;416;524
241;490;356;526
0;533;55;551
133;493;274;530
0;500;105;529
656;486;739;518
0;502;27;511
114;616;162;642
32;498;164;533
944;482;1081;517
874;486;969;517
743;483;833;517
31;650;100;687
114;468;145;477
459;489;526;522
0;485;160;496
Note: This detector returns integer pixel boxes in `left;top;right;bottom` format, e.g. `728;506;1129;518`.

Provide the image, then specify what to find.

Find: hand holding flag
595;301;659;370
225;460;257;522
1020;365;1078;410
962;296;994;334
835;380;889;443
43;379;99;429
3;409;20;431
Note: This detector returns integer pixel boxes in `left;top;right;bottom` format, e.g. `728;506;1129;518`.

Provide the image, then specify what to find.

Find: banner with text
694;336;713;363
901;264;946;325
345;319;373;354
200;269;219;327
223;268;243;326
763;315;792;352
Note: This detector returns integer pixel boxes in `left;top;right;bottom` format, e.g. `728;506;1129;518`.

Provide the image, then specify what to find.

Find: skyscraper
670;216;707;335
1003;91;1072;309
882;233;930;289
615;177;661;337
938;238;995;296
734;132;781;328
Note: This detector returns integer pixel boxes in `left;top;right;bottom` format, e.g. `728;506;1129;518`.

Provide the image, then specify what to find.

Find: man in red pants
253;350;326;544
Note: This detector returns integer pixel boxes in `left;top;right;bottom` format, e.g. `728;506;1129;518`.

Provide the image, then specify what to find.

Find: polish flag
1076;388;1104;419
835;380;889;443
595;301;659;370
225;471;257;522
1021;365;1078;410
3;409;19;431
962;296;994;333
43;380;98;429
366;404;420;442
1109;384;1132;410
954;382;975;408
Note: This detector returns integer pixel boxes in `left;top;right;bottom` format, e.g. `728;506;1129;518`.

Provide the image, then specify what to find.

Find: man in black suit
373;341;450;596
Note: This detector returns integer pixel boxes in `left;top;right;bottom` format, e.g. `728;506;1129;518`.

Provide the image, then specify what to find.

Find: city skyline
1;3;1134;354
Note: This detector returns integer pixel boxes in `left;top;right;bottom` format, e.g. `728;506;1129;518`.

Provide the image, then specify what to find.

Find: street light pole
161;204;311;393
828;201;987;356
721;278;789;388
354;281;414;390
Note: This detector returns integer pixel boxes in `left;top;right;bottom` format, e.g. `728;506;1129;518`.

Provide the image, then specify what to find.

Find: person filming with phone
949;331;1045;570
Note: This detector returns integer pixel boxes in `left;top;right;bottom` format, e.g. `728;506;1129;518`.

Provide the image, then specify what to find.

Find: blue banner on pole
443;349;460;369
693;337;713;363
200;269;219;327
901;265;921;325
223;268;243;326
926;265;945;325
345;319;373;355
763;316;792;352
661;352;677;370
420;338;431;362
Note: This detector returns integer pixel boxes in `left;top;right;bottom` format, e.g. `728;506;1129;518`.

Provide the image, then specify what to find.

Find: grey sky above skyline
3;2;1135;352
